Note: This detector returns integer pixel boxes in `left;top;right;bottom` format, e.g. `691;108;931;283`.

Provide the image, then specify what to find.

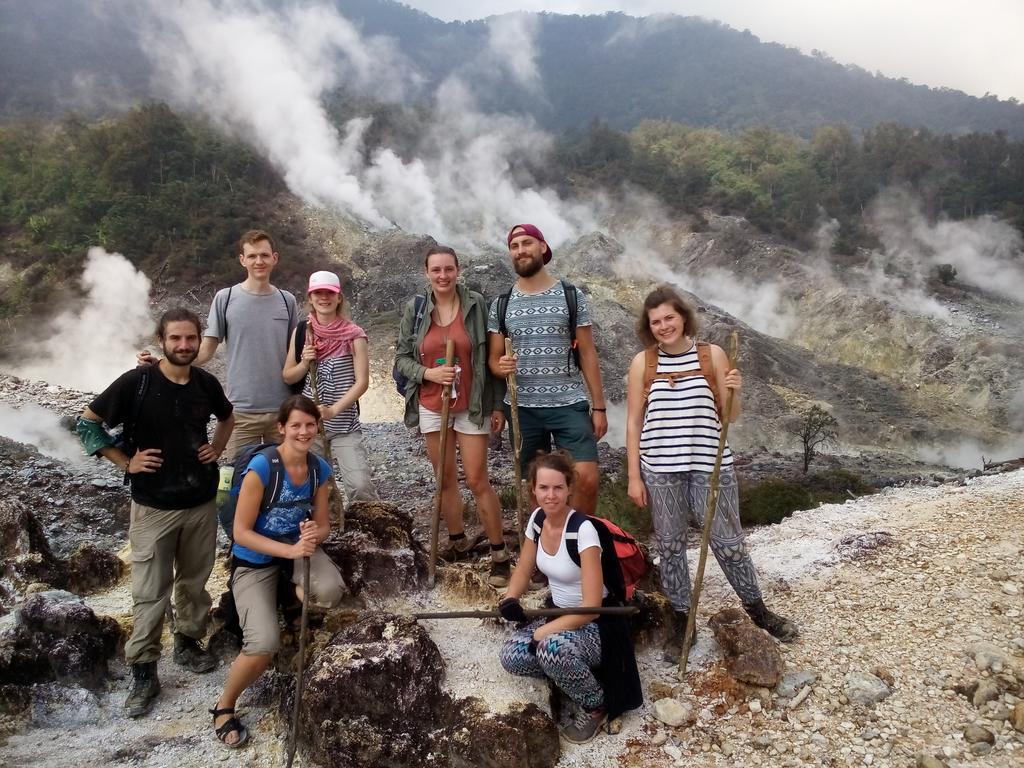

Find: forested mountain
2;0;1023;138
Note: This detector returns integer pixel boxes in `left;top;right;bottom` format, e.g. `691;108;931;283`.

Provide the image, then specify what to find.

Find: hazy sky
401;0;1024;103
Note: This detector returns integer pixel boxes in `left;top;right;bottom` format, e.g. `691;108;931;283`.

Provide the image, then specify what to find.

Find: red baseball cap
507;223;552;264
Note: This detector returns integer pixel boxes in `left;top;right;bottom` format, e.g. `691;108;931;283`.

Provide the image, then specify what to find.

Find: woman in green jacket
394;246;510;586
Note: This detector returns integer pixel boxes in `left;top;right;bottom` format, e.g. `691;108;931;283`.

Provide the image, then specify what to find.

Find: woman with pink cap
283;270;378;503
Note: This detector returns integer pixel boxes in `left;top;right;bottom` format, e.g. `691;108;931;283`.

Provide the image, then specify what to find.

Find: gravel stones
1012;702;1024;733
843;671;892;706
776;669;819;698
962;723;995;744
653;698;694;727
971;679;1000;708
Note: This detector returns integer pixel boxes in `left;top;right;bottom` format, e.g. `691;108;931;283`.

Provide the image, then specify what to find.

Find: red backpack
531;509;647;602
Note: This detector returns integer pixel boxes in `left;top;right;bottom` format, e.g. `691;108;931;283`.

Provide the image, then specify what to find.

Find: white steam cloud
0;404;88;466
869;189;1024;303
13;248;152;393
142;0;595;247
485;13;542;91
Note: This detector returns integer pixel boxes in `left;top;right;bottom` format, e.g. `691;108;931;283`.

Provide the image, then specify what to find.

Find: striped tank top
302;353;360;435
640;343;732;473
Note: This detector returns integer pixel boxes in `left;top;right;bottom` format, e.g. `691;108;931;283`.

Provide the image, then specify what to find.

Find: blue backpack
217;444;322;539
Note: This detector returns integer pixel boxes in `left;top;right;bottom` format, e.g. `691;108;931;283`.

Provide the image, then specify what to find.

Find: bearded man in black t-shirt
78;307;234;718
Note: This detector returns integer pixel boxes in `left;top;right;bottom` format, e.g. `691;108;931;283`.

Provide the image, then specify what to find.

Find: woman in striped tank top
283;270;378;504
625;286;797;660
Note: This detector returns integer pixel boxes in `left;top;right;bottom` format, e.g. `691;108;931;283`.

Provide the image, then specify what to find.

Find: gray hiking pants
642;467;762;611
124;500;217;665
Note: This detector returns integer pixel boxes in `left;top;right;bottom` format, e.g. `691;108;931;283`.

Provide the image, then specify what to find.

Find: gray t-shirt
487;280;592;408
206;285;298;412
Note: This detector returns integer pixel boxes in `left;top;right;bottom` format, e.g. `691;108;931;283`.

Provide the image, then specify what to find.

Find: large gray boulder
0;590;121;690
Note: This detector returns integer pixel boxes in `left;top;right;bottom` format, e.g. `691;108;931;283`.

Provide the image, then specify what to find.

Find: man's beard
163;346;199;366
513;255;543;278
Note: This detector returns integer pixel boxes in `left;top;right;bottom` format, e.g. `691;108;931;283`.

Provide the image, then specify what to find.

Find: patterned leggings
643;467;763;611
499;619;604;710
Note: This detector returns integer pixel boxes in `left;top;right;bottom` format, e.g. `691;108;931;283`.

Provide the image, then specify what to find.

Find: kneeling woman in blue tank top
211;395;346;748
497;451;641;744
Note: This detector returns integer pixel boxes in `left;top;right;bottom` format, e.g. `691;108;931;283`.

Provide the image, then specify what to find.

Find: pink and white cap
307;270;341;294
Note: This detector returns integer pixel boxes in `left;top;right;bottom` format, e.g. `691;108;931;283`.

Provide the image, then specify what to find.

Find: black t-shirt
89;365;233;510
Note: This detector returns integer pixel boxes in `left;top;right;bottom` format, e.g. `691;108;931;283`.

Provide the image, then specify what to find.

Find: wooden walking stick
307;327;347;533
679;331;740;677
427;339;456;588
504;337;526;547
286;554;311;768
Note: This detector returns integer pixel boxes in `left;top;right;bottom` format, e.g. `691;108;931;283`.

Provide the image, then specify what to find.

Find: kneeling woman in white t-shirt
498;451;641;744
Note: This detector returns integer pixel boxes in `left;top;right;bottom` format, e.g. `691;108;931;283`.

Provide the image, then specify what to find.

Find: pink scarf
308;314;366;359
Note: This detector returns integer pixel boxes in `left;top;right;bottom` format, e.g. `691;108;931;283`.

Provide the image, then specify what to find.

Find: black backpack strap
413;294;427;331
279;288;295;347
306;453;321;500
497;286;514;337
294;319;307;363
257;445;285;511
564;510;584;567
561;279;580;370
530;507;546;541
218;286;233;342
125;365;151;452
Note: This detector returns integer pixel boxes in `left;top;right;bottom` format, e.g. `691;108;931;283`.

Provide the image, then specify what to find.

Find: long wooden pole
307;326;346;533
504;337;526;547
285;556;311;768
413;606;639;620
427;339;456;588
679;331;740;677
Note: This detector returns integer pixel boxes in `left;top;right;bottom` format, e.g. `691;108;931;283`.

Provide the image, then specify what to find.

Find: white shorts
418;404;489;435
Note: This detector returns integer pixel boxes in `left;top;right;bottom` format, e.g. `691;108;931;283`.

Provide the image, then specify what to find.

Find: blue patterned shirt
231;452;332;565
487;281;592;408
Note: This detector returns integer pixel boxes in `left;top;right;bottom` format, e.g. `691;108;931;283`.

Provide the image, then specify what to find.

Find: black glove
498;597;529;624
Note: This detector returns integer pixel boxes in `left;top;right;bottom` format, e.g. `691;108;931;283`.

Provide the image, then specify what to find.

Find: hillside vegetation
2;1;1023;138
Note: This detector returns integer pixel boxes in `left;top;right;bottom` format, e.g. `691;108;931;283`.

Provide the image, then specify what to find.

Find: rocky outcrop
0;590;121;690
291;613;447;767
291;613;561;768
322;501;425;597
0;498;63;612
708;607;784;687
443;698;560;768
0;497;125;612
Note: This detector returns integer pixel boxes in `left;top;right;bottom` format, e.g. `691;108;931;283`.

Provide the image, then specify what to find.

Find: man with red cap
488;224;608;515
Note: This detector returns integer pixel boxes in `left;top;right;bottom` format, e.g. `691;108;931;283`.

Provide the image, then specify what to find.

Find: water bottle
216;465;234;506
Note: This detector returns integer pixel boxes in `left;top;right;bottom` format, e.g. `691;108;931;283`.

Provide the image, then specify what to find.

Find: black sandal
210;705;249;749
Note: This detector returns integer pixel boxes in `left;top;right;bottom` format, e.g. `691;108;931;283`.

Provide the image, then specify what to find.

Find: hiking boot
439;534;480;563
488;554;511;588
124;661;160;718
561;705;607;744
528;569;548;591
173;633;217;673
744;600;799;642
661;609;690;664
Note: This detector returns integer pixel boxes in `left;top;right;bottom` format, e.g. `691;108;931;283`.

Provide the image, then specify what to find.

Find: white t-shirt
526;508;608;608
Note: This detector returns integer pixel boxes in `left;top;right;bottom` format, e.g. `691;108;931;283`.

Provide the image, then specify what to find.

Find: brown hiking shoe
661;610;690;663
561;706;607;744
173;633;217;673
528;569;548;591
744;600;799;642
439;533;485;563
488;555;511;588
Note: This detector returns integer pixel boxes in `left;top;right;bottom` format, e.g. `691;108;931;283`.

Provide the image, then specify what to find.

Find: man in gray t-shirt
197;230;297;458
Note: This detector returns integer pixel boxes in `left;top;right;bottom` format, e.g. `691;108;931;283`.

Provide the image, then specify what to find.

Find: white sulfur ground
2;470;1022;767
